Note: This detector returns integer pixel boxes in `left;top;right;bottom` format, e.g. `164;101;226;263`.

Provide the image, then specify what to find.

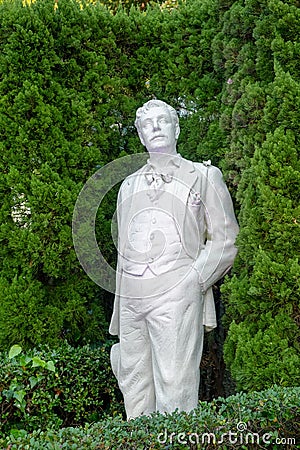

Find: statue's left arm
194;165;239;294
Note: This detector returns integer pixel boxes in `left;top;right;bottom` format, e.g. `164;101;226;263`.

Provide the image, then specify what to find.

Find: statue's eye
159;117;168;124
142;120;152;129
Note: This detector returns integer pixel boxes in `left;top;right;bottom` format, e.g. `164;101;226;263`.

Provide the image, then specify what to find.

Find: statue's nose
152;120;161;131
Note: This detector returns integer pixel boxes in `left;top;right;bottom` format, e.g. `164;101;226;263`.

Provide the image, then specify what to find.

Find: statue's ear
175;123;180;141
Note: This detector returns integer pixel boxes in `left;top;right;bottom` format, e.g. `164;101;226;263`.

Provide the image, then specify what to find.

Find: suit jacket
109;156;239;335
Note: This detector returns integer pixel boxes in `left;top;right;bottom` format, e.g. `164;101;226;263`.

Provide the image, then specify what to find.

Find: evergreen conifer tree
222;3;300;388
0;0;116;348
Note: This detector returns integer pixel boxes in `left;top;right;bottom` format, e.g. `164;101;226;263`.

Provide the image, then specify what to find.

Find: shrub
217;0;300;391
0;0;223;352
0;0;115;349
0;0;228;399
0;385;299;449
0;343;123;437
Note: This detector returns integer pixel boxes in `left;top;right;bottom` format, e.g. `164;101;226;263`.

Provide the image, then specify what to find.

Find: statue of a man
109;99;239;419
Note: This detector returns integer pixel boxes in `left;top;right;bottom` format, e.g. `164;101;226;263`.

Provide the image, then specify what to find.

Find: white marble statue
109;100;239;419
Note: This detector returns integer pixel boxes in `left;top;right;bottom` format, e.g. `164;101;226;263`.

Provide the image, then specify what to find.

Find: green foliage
220;0;300;392
224;312;300;391
223;127;300;391
0;385;299;448
0;0;117;349
0;343;122;436
2;345;56;418
0;0;224;351
0;0;299;400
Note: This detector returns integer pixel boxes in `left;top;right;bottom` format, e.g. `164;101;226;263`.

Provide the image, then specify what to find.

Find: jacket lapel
172;158;198;231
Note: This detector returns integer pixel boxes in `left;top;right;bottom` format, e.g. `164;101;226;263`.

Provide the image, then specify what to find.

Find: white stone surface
109;100;239;419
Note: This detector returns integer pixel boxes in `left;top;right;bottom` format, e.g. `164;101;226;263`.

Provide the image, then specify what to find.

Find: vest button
152;218;156;224
150;233;155;240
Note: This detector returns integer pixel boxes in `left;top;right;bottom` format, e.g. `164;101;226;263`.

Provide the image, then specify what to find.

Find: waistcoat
123;180;192;276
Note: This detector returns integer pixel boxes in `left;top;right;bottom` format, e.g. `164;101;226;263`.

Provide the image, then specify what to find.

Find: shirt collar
146;153;182;173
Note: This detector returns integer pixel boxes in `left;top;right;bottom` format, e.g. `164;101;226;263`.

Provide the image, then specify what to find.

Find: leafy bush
0;343;123;437
0;385;299;449
0;0;223;353
0;0;229;401
217;0;300;391
0;0;115;349
1;0;299;402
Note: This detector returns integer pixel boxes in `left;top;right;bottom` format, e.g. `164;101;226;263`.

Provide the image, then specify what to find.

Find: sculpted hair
134;100;179;134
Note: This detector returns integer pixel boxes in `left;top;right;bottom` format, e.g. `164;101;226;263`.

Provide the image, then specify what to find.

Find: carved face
137;106;179;154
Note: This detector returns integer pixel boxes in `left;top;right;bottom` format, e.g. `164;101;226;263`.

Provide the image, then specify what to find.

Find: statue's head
135;100;180;154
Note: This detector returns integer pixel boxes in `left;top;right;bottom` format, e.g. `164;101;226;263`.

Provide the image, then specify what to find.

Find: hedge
0;0;299;398
217;0;300;391
0;343;123;437
0;0;222;351
0;385;299;449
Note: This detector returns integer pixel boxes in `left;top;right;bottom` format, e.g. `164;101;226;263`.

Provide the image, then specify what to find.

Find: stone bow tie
145;169;174;186
145;169;174;202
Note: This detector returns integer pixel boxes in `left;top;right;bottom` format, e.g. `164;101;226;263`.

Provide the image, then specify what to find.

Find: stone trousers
110;264;204;419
